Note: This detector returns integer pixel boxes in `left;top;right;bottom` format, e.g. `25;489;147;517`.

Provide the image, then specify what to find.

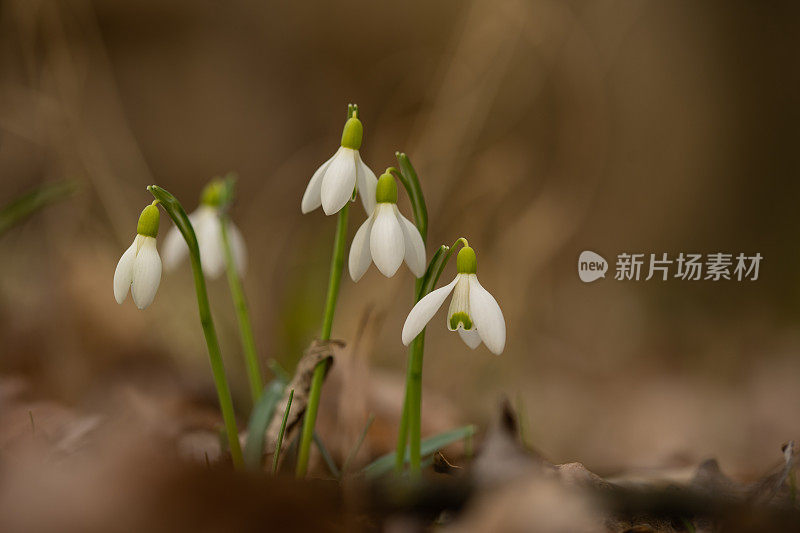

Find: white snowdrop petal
458;328;482;350
228;221;248;277
394;206;426;278
301;152;336;213
197;212;225;279
356;153;378;215
468;275;506;355
348;214;375;282
161;224;187;271
161;208;203;271
320;147;357;215
190;206;211;239
370;204;405;277
113;238;137;304
131;237;162;310
193;211;212;263
401;276;459;345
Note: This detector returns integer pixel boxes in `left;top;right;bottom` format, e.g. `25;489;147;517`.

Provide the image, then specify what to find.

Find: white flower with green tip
301;112;377;216
113;203;163;310
349;172;426;281
161;181;247;279
401;246;506;355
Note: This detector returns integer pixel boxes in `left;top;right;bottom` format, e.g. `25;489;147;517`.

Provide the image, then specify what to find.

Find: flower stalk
217;177;264;404
386;153;435;478
220;215;263;402
147;185;244;469
295;197;350;478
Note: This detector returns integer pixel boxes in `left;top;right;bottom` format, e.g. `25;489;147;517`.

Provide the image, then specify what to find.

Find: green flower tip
200;179;225;207
375;173;397;204
137;204;160;238
340;117;363;150
450;311;473;330
457;246;477;274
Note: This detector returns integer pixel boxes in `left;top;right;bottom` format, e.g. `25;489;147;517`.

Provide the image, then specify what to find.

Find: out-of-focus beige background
2;0;799;477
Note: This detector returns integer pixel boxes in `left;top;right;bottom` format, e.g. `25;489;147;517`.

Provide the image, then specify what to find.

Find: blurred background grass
1;0;799;477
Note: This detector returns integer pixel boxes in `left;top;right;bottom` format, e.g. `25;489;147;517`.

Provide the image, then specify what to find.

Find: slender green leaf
0;180;77;236
268;360;291;383
342;414;375;475
243;379;285;470
363;425;476;479
416;245;448;301
393;153;427;243
272;389;294;474
313;432;340;479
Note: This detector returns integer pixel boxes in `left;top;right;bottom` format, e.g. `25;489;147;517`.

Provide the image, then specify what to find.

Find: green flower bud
375;173;397;204
340;117;363;150
200;179;225;207
457;246;477;274
137;203;160;238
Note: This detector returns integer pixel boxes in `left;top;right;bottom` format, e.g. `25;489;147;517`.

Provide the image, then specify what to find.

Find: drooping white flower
301;111;377;216
349;172;425;281
401;246;505;355
161;182;247;279
114;203;163;310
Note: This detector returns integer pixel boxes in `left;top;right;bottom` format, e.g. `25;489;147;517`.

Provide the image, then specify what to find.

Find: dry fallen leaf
263;340;340;461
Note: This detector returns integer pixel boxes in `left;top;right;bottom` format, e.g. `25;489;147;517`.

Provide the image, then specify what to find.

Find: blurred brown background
1;0;800;478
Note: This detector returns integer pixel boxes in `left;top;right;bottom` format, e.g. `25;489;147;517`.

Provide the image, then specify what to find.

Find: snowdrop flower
349;172;425;281
401;245;506;355
301;111;378;216
114;203;163;310
161;180;247;279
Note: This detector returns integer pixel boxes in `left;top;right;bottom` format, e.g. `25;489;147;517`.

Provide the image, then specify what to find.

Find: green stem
321;203;350;341
220;214;264;404
296;202;350;478
388;154;430;475
394;374;411;473
147;185;243;469
406;334;426;478
394;247;446;473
